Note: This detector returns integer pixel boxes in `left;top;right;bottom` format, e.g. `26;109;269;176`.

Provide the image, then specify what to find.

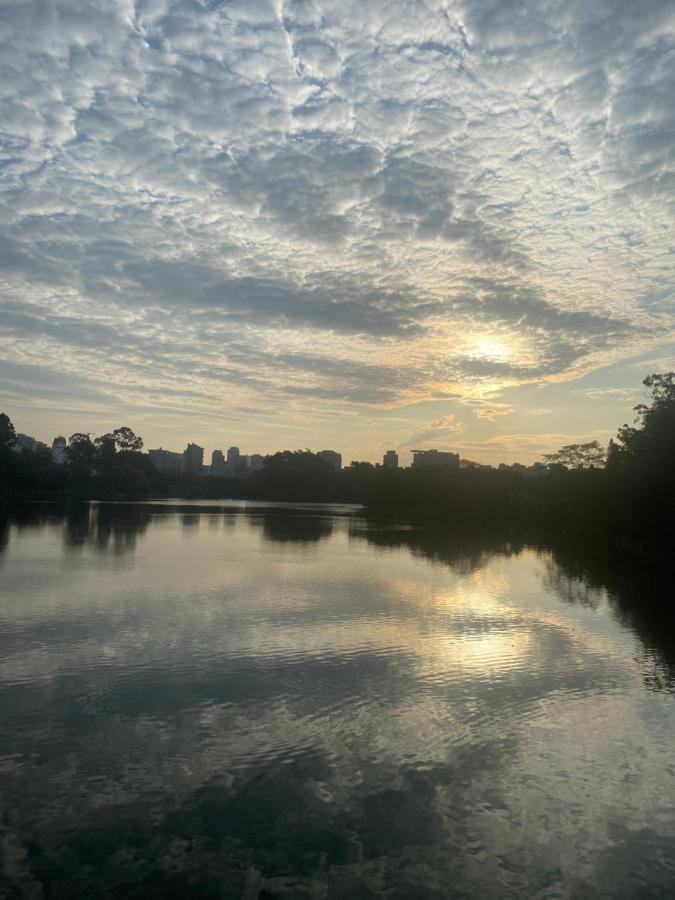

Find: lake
1;501;674;898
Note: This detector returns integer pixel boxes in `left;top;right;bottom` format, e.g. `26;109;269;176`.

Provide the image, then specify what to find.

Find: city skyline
2;1;674;464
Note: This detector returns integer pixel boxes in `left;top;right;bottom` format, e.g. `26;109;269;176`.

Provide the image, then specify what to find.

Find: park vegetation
1;373;674;550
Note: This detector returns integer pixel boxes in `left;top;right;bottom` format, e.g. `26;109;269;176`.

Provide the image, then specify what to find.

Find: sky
1;0;674;465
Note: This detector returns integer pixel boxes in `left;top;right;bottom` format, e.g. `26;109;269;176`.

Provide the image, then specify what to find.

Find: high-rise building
211;449;226;476
227;446;240;466
383;450;399;469
249;453;264;471
148;448;183;475
182;443;204;476
51;436;67;464
411;449;460;469
318;449;342;471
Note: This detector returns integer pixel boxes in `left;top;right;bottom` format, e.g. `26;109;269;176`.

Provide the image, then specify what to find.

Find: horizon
2;1;674;467
1;393;636;469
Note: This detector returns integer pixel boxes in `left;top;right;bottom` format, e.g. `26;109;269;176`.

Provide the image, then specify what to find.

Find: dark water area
1;502;674;898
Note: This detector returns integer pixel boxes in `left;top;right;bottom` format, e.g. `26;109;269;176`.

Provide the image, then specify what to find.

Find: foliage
113;427;144;452
247;450;341;502
0;413;16;452
66;433;96;469
544;440;606;469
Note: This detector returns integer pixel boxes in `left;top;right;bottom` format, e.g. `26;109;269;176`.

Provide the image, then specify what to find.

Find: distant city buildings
249;453;264;471
211;449;226;476
148;448;183;475
318;450;342;471
460;459;492;471
411;449;460;469
147;442;267;478
182;443;204;476
5;425;549;479
383;450;399;469
12;433;48;454
51;436;67;464
500;462;547;477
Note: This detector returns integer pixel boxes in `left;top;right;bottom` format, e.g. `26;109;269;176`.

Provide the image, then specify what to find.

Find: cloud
1;0;674;454
403;413;464;448
432;415;463;430
474;406;514;421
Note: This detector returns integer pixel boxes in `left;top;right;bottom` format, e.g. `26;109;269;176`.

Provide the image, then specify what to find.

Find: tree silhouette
0;413;16;453
544;440;606;469
112;427;143;452
94;433;117;467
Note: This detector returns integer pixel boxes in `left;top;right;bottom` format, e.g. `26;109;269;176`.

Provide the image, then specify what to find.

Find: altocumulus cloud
1;0;674;446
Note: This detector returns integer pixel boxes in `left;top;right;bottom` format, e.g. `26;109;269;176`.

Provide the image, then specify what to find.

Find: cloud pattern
1;0;674;453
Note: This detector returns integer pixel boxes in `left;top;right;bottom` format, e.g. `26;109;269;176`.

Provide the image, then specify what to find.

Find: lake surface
1;502;674;898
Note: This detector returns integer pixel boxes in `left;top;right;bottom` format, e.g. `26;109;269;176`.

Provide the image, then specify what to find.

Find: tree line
1;372;673;549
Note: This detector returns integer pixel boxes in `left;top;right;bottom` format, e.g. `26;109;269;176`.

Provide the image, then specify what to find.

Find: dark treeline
1;372;674;549
361;373;675;550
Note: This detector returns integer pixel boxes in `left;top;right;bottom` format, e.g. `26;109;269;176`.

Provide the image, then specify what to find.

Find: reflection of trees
1;503;67;554
89;504;152;554
0;509;9;557
541;558;604;609
547;540;675;692
350;520;524;575
247;510;334;544
2;502;153;556
181;513;200;530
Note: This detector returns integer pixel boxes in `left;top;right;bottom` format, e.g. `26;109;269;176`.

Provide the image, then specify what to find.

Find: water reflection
247;509;334;544
349;519;523;574
0;503;674;897
0;502;152;557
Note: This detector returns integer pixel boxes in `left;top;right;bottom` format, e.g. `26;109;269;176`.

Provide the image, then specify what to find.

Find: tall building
148;448;183;475
182;443;204;476
411;449;460;469
249;453;264;471
318;449;342;471
227;446;240;466
383;450;399;469
211;449;226;476
51;436;67;464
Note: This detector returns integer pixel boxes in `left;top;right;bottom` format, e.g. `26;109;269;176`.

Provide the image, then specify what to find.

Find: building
249;453;264;471
211;449;226;476
13;433;48;454
227;446;251;478
318;449;342;471
411;449;460;469
148;448;183;475
52;436;67;464
383;450;399;469
460;459;492;471
182;443;204;476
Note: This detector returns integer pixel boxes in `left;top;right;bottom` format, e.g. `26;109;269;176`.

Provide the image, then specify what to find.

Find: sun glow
472;336;511;362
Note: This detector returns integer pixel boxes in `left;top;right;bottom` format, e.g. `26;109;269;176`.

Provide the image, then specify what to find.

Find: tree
605;438;623;471
0;413;16;453
95;463;151;498
544;441;607;469
617;373;675;467
66;433;96;470
94;433;117;467
112;426;143;452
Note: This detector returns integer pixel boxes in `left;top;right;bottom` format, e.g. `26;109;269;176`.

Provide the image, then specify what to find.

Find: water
1;502;674;898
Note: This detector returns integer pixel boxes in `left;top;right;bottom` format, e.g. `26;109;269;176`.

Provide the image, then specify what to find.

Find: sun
472;337;510;361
